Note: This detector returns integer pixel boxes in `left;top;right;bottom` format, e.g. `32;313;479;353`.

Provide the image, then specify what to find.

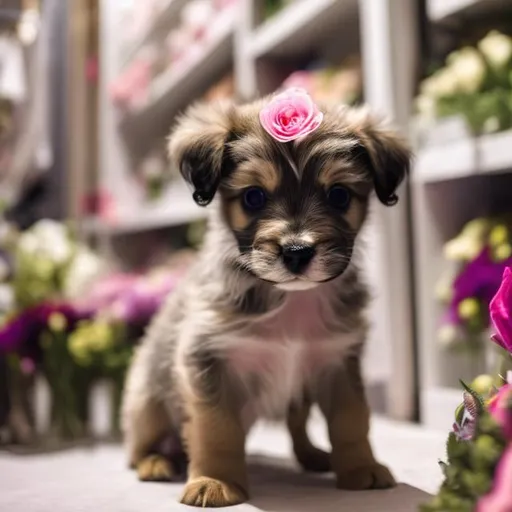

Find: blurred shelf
427;0;512;22
248;0;358;59
120;0;188;69
119;10;235;159
414;129;512;183
83;182;207;236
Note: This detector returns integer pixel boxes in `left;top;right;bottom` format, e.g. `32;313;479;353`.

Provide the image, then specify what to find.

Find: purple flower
489;267;512;353
449;248;512;326
452;419;476;441
73;273;139;316
0;302;89;361
110;273;177;325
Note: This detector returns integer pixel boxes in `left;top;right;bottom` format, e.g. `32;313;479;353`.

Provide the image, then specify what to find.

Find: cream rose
447;47;486;94
478;30;512;68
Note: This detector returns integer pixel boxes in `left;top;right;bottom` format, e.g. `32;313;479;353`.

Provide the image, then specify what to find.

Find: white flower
18;231;38;254
421;68;458;98
63;247;105;299
447;47;486;94
438;324;459;347
22;219;73;264
478;30;512;68
0;284;14;312
415;94;436;120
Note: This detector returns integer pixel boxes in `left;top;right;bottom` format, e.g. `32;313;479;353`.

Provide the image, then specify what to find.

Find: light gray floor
0;416;446;512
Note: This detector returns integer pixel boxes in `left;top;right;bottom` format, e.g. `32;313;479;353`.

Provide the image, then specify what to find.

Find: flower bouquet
416;31;512;135
421;267;512;512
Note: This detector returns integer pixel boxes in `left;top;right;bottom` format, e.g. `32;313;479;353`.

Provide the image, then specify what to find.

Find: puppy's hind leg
121;352;176;482
287;393;331;473
123;396;177;482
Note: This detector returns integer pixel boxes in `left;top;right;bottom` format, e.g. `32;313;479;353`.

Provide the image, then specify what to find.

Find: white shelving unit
413;0;512;431
83;182;206;236
415;128;512;183
120;0;189;69
247;0;358;59
119;7;236;154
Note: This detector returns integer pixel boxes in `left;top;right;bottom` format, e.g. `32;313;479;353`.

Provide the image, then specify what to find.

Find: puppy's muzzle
281;244;316;274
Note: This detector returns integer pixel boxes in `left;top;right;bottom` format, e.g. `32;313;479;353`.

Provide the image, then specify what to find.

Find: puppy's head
168;98;410;290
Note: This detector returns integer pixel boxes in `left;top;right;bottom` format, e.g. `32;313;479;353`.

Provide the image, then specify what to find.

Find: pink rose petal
259;87;323;142
477;444;512;512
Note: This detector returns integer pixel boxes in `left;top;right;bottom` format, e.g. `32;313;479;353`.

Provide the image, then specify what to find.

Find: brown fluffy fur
121;96;410;507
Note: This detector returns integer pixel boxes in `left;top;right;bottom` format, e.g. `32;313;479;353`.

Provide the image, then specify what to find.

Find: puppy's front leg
181;400;248;507
317;354;396;490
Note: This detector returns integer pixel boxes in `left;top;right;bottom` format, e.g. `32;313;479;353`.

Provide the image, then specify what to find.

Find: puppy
121;95;410;508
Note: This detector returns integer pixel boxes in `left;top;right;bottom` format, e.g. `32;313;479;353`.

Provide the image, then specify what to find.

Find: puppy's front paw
336;463;396;490
137;455;176;482
181;477;248;508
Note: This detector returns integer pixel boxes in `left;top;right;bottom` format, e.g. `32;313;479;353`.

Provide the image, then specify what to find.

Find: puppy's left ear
349;110;411;206
168;100;234;206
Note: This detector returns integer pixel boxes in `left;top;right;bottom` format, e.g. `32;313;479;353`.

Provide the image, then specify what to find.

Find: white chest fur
224;288;361;423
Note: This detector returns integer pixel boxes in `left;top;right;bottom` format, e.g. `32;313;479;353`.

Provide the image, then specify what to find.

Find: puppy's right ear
168;101;234;206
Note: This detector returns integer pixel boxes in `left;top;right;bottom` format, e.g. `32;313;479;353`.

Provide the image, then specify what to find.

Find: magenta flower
0;302;89;362
490;267;512;353
447;248;512;327
477;443;512;512
259;88;323;143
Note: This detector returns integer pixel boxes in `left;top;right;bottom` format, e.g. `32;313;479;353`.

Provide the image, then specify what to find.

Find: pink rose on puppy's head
259;88;323;143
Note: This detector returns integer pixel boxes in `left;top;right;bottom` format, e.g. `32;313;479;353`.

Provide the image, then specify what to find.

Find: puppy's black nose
282;244;315;274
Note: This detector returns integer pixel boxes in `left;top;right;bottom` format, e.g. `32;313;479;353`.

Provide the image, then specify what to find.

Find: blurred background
1;0;512;449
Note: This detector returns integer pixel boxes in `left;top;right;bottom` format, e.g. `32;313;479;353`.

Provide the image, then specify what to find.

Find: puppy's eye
327;185;351;212
243;187;267;211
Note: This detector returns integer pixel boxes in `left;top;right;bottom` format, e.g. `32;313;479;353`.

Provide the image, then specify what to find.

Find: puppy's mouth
275;279;320;291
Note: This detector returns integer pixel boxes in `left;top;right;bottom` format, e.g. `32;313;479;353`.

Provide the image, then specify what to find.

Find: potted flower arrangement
416;31;512;135
436;216;512;360
0;219;195;445
0;219;106;441
421;267;512;511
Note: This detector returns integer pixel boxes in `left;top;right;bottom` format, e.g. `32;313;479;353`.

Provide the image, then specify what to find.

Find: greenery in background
263;0;295;19
416;31;512;135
